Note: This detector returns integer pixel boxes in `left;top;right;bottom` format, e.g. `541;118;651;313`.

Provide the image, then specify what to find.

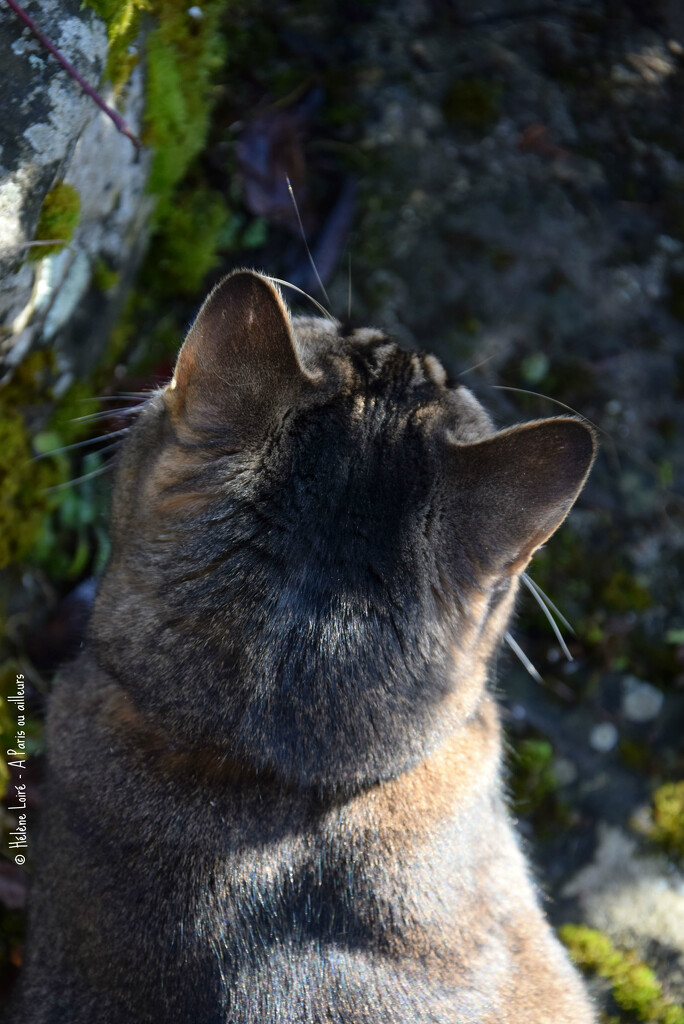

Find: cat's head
92;271;595;792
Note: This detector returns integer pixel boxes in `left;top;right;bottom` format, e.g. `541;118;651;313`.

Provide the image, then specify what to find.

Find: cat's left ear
446;417;596;575
168;270;314;432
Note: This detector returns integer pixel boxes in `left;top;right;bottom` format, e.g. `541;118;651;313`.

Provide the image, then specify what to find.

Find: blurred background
1;0;683;1017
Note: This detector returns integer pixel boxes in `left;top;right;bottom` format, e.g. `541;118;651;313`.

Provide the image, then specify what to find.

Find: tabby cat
10;270;596;1023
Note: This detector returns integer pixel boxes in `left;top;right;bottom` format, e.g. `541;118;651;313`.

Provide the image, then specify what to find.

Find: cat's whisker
43;457;117;493
286;175;332;310
504;631;543;683
263;275;337;322
77;393;152;403
521;573;575;635
459;354;495;376
32;426;131;461
519;573;573;661
492;385;604;435
69;406;144;425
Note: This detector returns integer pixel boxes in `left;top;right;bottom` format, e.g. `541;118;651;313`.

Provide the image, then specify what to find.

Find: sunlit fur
12;272;596;1023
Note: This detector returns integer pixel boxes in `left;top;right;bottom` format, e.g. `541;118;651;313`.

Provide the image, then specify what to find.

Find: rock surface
0;0;152;386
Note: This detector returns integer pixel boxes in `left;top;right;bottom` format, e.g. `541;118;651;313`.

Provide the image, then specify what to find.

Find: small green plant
560;925;684;1024
28;439;111;582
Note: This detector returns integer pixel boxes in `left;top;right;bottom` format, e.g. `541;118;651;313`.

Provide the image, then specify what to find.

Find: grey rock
0;0;152;384
621;677;665;723
563;825;684;1001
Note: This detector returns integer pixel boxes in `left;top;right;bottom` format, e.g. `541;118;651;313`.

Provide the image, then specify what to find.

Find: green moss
85;0;149;89
649;782;684;858
86;0;231;222
510;738;558;813
442;77;503;130
560;925;684;1024
143;0;230;221
92;259;121;293
0;354;119;577
0;352;63;568
150;186;229;295
109;0;236;297
29;182;80;260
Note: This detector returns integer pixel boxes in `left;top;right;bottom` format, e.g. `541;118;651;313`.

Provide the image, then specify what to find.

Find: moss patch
149;186;229;295
511;738;558;811
0;353;63;568
0;359;118;579
560;925;684;1024
143;0;230;222
86;0;231;223
85;0;149;89
91;259;121;293
84;0;238;314
507;735;573;836
29;183;80;260
649;781;684;858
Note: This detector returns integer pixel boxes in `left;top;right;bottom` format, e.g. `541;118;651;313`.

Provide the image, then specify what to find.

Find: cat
8;270;597;1023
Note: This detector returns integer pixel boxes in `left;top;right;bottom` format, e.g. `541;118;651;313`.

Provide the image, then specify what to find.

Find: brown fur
8;271;596;1022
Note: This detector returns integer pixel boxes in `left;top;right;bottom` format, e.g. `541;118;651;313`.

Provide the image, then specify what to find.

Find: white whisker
286;175;331;309
69;407;143;425
521;573;575;635
504;631;543;683
263;275;337;322
459;354;495;376
77;393;151;403
492;385;602;434
520;573;572;661
44;459;115;493
32;427;130;460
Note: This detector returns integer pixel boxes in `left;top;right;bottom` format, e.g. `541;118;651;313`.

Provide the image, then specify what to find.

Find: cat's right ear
446;417;596;576
167;270;314;433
